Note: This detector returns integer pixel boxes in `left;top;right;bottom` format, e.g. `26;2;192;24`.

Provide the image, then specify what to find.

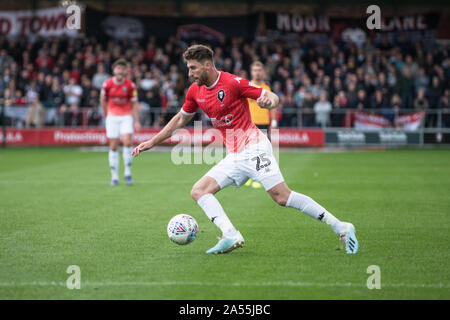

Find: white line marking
0;281;448;289
0;180;191;185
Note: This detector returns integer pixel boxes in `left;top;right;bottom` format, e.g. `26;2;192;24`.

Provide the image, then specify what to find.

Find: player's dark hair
112;58;128;70
183;45;214;63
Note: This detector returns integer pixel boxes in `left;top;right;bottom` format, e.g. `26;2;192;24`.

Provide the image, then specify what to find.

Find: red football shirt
101;77;137;116
181;71;266;153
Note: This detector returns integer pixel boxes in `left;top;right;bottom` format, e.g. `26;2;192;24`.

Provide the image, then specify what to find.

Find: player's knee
274;194;288;206
190;186;205;202
123;136;132;147
270;188;291;206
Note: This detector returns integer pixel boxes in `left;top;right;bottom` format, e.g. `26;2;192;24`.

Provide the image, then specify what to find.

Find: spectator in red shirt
35;49;54;71
13;89;26;106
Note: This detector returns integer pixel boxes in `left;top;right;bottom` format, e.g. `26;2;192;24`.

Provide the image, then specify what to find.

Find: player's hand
134;122;141;132
132;141;151;157
257;96;273;109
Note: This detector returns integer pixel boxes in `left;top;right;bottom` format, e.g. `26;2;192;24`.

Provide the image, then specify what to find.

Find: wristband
271;120;278;127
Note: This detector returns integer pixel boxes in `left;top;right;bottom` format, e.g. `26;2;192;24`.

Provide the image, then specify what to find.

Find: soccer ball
167;214;199;245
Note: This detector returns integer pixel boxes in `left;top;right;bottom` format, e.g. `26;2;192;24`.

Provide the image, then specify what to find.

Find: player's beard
192;70;209;86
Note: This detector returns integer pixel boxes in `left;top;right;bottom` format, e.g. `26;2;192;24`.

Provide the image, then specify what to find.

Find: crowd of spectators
0;32;449;129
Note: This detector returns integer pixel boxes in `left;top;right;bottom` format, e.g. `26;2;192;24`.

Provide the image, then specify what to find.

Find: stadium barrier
274;108;450;130
0;128;325;147
324;129;422;146
3;104;450;128
2;105;450;146
3;127;449;147
3;105;450;129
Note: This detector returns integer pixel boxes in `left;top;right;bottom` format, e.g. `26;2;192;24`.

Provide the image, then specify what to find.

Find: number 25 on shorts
251;153;271;171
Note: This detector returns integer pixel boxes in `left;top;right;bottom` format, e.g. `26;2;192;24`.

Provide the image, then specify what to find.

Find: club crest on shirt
224;114;233;125
210;114;233;127
217;89;225;102
122;86;127;92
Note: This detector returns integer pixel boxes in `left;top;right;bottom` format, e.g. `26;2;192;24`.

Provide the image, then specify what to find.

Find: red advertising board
275;128;324;146
0;128;324;147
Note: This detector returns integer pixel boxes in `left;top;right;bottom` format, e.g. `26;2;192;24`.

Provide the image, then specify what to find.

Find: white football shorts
105;115;133;139
205;134;285;191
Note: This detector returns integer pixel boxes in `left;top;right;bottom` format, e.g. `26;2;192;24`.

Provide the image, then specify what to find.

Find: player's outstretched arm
257;91;279;110
132;111;194;157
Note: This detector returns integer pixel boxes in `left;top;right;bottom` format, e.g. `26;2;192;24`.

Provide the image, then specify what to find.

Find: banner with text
325;129;421;145
0;128;324;147
264;12;440;45
353;111;425;131
0;7;81;37
395;112;425;131
354;112;391;130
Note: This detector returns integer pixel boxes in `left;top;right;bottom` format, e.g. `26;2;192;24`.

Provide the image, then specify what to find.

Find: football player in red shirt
101;59;141;186
132;45;358;254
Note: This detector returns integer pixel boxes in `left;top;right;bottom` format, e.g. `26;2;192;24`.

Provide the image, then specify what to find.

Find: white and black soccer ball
167;214;199;245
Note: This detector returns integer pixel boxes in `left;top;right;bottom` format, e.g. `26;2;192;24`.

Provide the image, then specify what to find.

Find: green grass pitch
0;147;449;299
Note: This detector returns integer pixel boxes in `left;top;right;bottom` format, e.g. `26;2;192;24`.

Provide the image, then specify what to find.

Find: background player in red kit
132;45;358;254
101;59;141;186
